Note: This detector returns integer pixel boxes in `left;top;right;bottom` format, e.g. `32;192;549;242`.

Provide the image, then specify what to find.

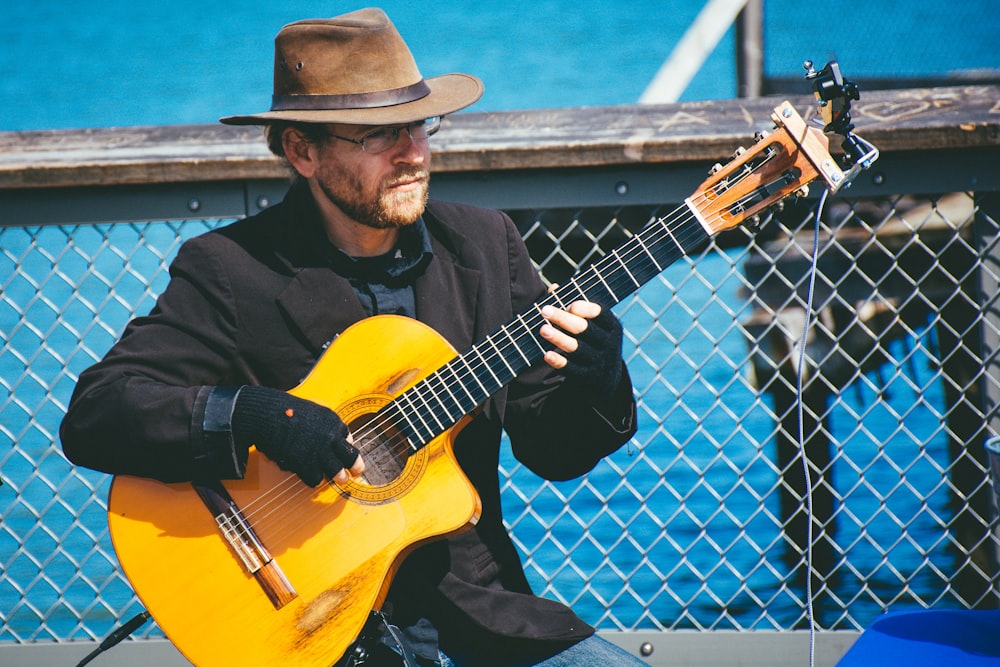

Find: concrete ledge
602;630;860;666
1;630;859;667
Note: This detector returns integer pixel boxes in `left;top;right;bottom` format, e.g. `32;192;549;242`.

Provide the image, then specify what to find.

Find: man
60;8;646;667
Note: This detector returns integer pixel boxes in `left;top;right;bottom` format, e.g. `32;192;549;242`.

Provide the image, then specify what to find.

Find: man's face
312;121;432;230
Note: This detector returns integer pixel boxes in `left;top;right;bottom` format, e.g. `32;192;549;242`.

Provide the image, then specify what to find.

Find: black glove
561;307;625;405
231;386;358;487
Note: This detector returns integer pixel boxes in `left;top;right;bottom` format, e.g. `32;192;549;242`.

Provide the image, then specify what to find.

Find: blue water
1;0;996;645
1;0;995;131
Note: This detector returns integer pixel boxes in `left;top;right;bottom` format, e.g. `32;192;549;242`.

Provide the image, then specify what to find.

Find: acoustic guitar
107;97;862;665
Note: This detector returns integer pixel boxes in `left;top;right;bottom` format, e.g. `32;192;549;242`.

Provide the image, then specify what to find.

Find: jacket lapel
276;268;368;355
415;223;480;355
269;183;370;355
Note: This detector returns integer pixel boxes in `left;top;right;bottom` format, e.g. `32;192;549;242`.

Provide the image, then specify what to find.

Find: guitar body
108;315;483;666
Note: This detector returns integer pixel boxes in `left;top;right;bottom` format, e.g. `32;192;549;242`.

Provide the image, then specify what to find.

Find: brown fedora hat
220;7;483;126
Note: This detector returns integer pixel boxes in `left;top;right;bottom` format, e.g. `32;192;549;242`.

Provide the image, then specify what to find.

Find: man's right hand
232;386;365;487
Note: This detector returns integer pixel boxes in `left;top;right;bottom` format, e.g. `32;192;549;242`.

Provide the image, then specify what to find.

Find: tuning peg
754;130;770;142
795;185;810;198
708;162;724;175
732;146;746;159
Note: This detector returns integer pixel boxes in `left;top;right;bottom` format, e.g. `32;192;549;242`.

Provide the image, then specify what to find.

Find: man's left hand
539;301;625;404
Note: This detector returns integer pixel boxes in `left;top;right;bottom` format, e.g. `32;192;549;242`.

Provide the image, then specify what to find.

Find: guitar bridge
193;481;299;609
216;503;271;573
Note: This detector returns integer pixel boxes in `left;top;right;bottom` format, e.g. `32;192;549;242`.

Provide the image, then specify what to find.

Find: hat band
270;80;431;112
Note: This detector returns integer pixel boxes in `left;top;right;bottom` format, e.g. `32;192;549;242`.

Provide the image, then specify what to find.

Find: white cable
797;186;829;667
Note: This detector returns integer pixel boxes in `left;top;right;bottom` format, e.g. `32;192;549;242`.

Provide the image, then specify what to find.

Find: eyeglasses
325;117;442;155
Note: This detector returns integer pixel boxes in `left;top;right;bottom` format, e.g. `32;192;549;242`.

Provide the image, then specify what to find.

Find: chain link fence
3;186;999;647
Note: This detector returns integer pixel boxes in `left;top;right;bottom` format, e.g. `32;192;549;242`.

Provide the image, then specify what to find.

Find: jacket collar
272;185;480;356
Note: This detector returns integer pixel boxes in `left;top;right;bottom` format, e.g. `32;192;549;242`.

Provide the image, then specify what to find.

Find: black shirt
325;217;434;318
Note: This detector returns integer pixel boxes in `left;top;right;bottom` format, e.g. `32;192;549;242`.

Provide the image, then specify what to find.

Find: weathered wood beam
0;85;997;190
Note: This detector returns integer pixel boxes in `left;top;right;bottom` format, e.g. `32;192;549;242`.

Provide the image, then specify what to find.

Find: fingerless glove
232;386;358;487
561;307;625;405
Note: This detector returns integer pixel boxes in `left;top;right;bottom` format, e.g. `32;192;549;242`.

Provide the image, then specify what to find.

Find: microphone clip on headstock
803;60;878;186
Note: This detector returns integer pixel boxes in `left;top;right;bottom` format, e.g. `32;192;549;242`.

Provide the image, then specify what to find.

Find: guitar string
309;146;787;465
384;144;790;434
237;147;788;534
331;147;786;461
238;146;788;531
237;166;790;553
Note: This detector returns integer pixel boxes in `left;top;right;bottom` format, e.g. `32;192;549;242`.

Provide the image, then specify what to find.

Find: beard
316;163;430;230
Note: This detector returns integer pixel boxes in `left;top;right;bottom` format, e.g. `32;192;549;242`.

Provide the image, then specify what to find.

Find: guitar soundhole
350;412;411;486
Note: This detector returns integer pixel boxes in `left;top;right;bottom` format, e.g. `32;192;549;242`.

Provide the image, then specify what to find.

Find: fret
469;345;504;391
414;375;454;430
661;220;686;253
455;354;490;400
485;333;517;378
501;324;531;365
530;303;558;342
636;234;664;273
487;359;516;387
395;390;433;445
594;270;618;302
435;365;472;417
420;376;455;429
514;313;546;357
610;248;640;288
443;362;477;405
549;290;569;308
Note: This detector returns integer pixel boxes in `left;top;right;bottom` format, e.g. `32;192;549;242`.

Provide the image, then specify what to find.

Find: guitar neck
388;209;711;449
384;99;851;450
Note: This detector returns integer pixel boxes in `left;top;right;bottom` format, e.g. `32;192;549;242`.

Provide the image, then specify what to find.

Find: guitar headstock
687;60;877;237
686;101;848;236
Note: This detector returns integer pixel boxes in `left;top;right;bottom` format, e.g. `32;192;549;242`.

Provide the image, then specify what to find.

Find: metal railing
2;86;999;665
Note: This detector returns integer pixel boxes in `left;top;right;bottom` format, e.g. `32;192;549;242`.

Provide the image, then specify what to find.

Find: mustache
384;166;430;188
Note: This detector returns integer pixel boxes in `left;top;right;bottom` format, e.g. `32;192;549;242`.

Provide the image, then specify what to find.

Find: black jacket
60;182;637;661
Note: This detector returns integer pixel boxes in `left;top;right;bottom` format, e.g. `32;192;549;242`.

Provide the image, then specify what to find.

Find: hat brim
220;73;483;126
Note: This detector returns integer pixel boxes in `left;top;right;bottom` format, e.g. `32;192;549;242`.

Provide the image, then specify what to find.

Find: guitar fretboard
385;208;712;449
